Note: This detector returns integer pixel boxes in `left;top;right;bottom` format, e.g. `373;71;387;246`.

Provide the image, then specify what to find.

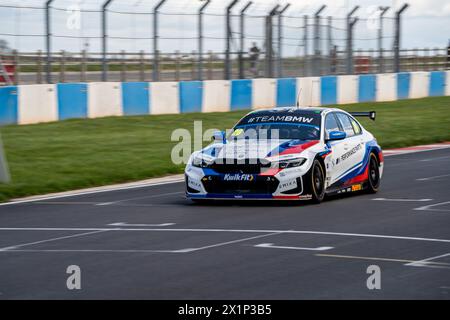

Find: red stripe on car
279;140;319;156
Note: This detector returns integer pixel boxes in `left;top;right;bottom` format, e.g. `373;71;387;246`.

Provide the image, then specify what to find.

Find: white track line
176;232;283;253
316;253;450;268
0;230;108;251
0;178;184;207
420;155;450;162
405;253;450;267
1;249;187;253
0;227;449;243
416;173;450;181
108;222;175;227
96;191;184;206
383;144;450;157
414;201;450;212
372;198;432;202
254;243;333;251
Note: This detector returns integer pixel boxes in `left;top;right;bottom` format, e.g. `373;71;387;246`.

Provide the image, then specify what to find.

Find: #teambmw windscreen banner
235;109;322;128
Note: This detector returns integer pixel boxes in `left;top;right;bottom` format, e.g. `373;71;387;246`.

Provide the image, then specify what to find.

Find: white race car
185;107;383;203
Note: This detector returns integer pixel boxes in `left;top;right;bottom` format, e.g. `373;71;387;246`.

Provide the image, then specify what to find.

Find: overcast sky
0;0;449;55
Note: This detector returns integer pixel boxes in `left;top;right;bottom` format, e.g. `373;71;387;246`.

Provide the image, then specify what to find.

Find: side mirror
213;131;225;143
327;131;346;141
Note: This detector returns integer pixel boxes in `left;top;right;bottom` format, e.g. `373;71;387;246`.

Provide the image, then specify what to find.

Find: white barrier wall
88;82;122;118
18;84;57;125
376;73;397;102
202;80;230;113
446;71;450;96
409;72;429;99
296;77;320;106
337;75;358;104
252;78;276;109
150;82;179;115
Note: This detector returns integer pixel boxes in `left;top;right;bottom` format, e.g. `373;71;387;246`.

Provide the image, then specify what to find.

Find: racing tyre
310;159;326;204
366;153;381;193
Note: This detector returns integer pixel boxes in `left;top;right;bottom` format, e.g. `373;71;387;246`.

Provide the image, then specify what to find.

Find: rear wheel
310;159;326;203
366;153;380;193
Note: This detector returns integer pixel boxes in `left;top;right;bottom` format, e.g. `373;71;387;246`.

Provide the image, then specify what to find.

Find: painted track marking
372;198;433;202
0;227;449;243
416;173;450;181
108;222;175;227
177;232;283;253
420;155;450;162
0;179;184;207
317;253;450;269
0;230;108;252
97;191;184;206
405;253;450;268
414;201;450;212
254;243;333;251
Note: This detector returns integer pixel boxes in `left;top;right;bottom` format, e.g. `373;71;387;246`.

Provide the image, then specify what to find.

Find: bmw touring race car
185;107;383;203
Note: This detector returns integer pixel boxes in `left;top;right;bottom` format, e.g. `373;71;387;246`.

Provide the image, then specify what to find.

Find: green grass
0;96;449;202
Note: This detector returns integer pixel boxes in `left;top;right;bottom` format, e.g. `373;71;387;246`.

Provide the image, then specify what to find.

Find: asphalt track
0;147;449;299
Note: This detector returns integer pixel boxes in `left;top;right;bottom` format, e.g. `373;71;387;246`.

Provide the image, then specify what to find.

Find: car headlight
271;157;307;169
192;155;213;168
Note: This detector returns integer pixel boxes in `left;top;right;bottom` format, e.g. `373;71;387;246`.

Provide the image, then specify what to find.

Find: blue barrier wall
276;78;297;107
179;81;203;113
320;76;337;105
429;71;446;97
358;74;376;102
397;73;410;99
122;82;150;115
0;86;18;125
57;83;88;120
230;79;252;110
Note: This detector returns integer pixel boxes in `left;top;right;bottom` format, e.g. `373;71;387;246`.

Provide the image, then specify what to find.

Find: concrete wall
18;84;57;125
252;78;277;110
376;73;397;102
337;75;358;104
87;82;122;118
202;80;230;113
409;71;429;99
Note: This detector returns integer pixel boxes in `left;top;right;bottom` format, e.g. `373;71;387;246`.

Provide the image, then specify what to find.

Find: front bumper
185;165;312;200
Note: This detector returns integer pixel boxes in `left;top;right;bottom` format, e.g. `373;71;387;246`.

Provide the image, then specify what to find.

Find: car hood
199;139;320;161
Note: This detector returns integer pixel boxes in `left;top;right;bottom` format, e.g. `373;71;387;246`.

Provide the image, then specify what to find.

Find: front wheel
310;159;326;203
366;153;381;193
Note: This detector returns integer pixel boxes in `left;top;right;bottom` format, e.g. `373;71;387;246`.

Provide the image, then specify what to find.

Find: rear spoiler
350;111;376;121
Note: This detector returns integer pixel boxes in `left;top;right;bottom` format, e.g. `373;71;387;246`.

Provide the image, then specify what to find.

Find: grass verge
0;96;449;202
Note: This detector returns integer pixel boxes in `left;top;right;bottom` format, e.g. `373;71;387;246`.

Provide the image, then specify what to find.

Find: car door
333;113;365;184
323;112;348;186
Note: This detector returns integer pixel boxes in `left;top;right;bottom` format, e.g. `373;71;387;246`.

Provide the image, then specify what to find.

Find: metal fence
0;1;449;85
2;47;449;85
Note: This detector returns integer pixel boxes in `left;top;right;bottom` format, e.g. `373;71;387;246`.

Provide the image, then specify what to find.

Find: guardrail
0;71;449;126
1;49;449;85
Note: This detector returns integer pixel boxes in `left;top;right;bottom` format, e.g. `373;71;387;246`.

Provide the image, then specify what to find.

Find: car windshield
230;110;322;140
231;123;320;140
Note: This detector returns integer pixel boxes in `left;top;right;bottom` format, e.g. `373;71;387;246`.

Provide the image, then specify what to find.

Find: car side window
336;113;355;137
350;117;362;135
325;113;340;138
